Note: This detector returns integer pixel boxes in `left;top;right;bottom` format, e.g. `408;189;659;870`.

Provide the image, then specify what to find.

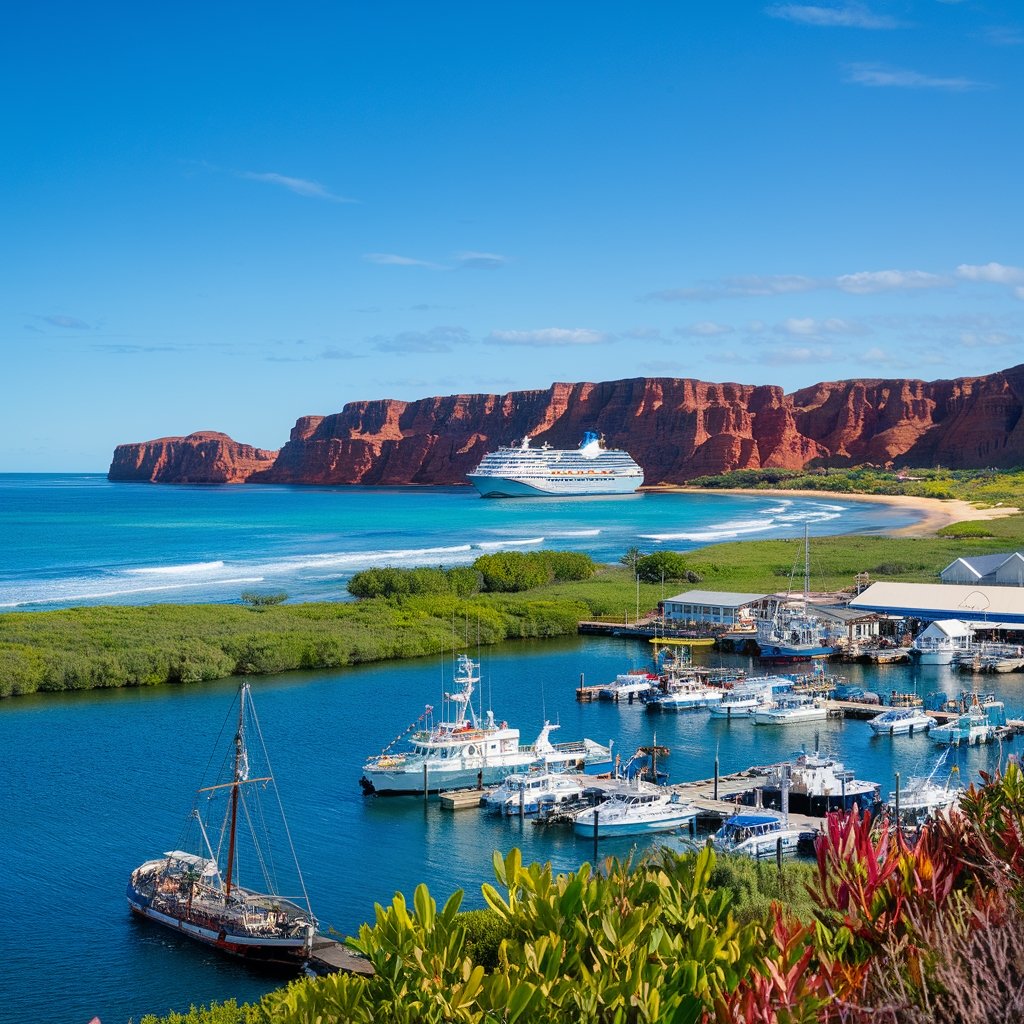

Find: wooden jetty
306;935;375;977
440;788;486;811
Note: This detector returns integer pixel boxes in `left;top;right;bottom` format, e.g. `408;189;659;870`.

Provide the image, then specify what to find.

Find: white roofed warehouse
849;582;1024;628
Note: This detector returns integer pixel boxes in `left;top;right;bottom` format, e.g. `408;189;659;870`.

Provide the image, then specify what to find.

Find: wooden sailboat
126;684;317;968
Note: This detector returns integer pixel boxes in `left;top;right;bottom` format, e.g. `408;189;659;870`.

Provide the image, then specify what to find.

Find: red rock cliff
108;432;279;483
108;365;1024;485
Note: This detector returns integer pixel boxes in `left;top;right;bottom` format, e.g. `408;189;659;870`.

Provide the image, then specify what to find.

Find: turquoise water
0;474;919;610
1;638;1021;1024
0;476;963;1024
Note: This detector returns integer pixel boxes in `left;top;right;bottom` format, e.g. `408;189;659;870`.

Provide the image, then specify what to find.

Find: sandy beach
645;486;1020;538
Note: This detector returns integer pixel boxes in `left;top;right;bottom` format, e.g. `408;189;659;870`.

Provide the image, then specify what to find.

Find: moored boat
126;684;317;968
360;655;610;794
868;707;937;736
482;771;586;815
572;783;698;838
759;749;880;816
710;812;803;859
752;695;828;726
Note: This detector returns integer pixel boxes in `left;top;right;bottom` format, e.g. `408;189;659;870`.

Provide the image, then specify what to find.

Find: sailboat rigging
126;683;317;968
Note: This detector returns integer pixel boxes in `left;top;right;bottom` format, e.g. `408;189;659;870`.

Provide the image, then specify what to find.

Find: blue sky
3;1;1023;471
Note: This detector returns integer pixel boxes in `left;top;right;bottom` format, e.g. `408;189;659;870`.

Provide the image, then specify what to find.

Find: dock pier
306;936;375;978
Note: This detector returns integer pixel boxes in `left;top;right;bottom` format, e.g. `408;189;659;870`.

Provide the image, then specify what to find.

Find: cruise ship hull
467;474;641;498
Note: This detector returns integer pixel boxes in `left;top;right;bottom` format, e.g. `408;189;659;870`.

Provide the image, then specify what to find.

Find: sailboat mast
223;685;246;900
803;525;810;609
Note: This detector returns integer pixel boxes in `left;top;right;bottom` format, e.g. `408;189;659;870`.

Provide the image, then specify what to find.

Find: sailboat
126;684;318;968
756;526;839;662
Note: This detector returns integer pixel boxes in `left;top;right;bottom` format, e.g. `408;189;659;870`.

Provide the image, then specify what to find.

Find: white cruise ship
467;432;644;497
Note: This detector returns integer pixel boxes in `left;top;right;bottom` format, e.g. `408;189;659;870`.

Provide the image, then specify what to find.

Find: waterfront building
940;552;1024;587
661;590;768;628
849;582;1024;628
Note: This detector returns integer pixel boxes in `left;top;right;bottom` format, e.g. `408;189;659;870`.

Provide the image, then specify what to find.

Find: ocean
0;474;919;611
4;476;1002;1024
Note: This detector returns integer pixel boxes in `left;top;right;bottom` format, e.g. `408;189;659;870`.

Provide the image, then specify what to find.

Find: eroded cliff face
108;365;1024;485
107;432;279;483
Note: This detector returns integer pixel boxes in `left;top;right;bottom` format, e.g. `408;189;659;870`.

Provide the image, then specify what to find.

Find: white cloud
981;25;1024;47
41;314;90;329
241;171;354;202
836;269;951;293
677;321;734;336
844;63;986;91
759;346;833;365
363;253;445;269
371;326;470;353
455;251;508;270
645;274;817;301
956;262;1024;285
958;331;1018;348
766;4;899;29
778;317;866;337
486;327;608;347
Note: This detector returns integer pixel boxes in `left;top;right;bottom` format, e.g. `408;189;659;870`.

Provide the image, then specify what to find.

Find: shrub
635;550;691;583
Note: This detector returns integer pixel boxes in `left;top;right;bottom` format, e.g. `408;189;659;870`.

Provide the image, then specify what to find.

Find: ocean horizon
0;473;921;611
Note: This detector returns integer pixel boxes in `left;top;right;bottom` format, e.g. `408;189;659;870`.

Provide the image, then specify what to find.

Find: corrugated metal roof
850;582;1024;622
941;553;1019;577
663;590;768;606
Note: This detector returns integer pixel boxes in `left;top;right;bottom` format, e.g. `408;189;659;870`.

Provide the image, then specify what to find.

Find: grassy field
688;466;1024;506
4;507;1023;700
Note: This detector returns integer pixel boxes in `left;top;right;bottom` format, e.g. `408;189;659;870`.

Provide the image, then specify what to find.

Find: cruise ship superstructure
467;432;644;497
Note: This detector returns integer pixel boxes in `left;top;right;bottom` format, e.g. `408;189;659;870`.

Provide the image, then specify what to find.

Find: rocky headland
108;365;1024;485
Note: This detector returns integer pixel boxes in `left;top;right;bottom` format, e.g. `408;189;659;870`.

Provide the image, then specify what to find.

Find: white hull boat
711;812;803;859
868;708;937;736
482;771;586;815
573;783;698;838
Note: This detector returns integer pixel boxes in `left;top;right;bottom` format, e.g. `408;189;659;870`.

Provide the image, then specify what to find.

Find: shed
661;590;768;627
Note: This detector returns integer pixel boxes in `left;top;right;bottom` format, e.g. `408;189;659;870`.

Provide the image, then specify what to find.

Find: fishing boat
126;684;317;968
756;527;840;662
867;707;937;736
467;431;644;497
572;782;698;838
360;655;611;794
710;812;803;859
481;771;586;815
752;695;828;726
759;748;880;816
891;759;964;824
929;708;997;746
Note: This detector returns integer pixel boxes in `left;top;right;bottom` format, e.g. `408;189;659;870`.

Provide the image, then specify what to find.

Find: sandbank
642;486;1020;539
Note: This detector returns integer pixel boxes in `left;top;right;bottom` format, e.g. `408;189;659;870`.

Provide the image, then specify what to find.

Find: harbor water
0;474;984;1023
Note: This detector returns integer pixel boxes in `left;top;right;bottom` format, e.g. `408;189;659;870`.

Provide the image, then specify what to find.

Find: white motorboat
752;695;828;726
711;812;803;859
868;707;937;736
360;655;611;794
647;679;724;712
709;676;790;719
482;771;586;815
573;783;698;838
759;749;880;815
891;758;964;824
598;672;657;701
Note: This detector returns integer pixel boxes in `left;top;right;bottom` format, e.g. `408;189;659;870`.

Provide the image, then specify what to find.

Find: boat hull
572;811;697;838
757;788;877;816
757;644;837;662
752;708;828;725
126;895;310;969
467;474;641;498
361;762;526;795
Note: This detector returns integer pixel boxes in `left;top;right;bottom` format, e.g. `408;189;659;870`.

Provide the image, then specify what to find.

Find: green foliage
690;465;1024;508
936;521;997;539
347;566;482;599
619;546;646;573
471;550;596;593
635;549;691;583
139;999;266;1024
708;854;818;924
240;591;289;609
